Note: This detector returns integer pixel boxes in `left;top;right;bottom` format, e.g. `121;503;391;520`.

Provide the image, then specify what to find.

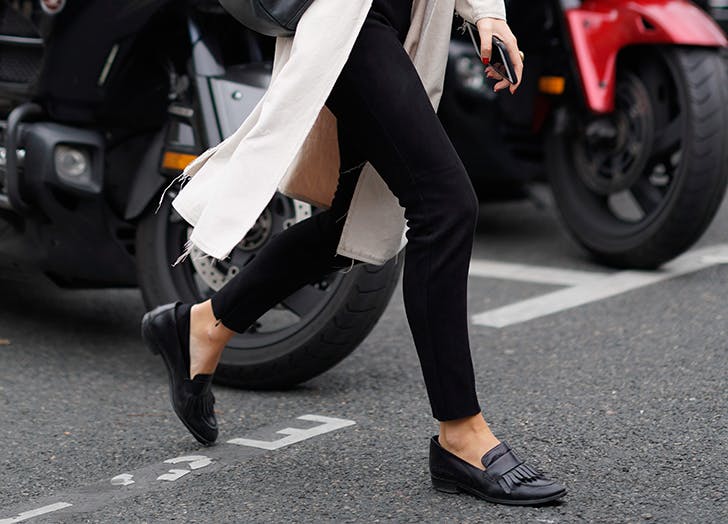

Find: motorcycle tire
547;47;728;269
135;191;402;389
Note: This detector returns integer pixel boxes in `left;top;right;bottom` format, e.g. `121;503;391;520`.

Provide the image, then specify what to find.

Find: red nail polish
481;57;490;65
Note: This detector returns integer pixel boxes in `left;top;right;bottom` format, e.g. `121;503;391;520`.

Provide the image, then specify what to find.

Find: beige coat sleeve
454;0;506;23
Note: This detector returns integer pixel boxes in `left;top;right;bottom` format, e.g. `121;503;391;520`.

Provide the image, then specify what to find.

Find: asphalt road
1;187;726;523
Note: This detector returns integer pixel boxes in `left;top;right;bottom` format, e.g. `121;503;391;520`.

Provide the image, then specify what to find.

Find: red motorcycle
442;0;728;268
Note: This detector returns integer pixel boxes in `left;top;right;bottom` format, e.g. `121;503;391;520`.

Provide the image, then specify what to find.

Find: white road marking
157;455;215;481
165;455;213;470
471;244;728;328
227;414;356;450
0;503;72;523
110;474;135;486
701;254;728;264
469;259;609;286
156;469;190;482
1;413;355;521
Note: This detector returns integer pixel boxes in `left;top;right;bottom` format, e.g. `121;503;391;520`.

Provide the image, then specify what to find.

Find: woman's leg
142;153;366;446
186;135;367;379
188;1;499;469
322;6;501;468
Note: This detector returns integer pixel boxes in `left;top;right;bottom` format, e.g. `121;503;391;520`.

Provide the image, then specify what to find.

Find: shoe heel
431;476;459;494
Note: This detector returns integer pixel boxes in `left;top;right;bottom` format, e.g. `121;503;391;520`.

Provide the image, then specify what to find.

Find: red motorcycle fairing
564;0;728;113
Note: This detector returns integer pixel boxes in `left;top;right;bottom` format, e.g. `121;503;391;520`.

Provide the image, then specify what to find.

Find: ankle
190;302;230;348
439;414;499;452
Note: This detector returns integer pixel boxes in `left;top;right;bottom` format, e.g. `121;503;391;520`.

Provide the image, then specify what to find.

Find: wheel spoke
608;190;644;222
630;178;663;215
652;116;681;160
280;285;327;318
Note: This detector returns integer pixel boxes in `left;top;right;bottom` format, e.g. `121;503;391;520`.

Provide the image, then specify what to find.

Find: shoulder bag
218;0;316;37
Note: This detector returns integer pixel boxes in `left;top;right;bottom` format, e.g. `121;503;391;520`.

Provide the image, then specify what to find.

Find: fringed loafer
141;302;218;446
429;436;566;506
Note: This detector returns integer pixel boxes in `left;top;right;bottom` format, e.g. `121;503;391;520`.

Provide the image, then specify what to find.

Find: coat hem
170;199;234;263
335;245;401;266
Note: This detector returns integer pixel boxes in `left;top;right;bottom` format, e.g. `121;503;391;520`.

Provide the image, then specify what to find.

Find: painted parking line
469;259;610;286
470;244;728;328
0;503;73;524
0;414;355;523
228;414;356;450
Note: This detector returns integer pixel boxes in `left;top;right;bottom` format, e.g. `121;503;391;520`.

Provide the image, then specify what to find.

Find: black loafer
141;302;218;446
429;436;566;506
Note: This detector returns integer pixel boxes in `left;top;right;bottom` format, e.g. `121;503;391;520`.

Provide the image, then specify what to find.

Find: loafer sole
431;474;567;506
142;306;216;447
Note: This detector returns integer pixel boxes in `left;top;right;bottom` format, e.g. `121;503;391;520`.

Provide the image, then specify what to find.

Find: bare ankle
439;413;499;453
190;301;233;349
441;413;487;436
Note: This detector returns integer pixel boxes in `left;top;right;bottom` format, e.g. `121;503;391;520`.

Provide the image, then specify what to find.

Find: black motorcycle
0;0;401;388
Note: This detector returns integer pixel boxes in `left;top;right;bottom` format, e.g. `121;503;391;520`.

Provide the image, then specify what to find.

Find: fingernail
481;57;490;65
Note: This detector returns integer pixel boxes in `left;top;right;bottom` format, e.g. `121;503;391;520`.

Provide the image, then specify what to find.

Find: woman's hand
475;17;523;94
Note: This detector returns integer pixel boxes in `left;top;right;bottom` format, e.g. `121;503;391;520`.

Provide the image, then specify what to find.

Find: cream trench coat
170;0;506;265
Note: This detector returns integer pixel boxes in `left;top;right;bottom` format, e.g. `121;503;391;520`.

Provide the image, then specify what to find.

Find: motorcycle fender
124;129;167;221
565;0;728;113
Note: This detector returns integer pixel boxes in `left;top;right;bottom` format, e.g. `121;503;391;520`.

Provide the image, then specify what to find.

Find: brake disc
572;72;655;195
189;199;311;292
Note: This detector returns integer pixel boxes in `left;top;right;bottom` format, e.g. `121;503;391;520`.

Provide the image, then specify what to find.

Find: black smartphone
462;21;519;85
490;35;518;85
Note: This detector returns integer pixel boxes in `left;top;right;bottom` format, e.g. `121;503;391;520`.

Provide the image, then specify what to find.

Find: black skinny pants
210;0;482;421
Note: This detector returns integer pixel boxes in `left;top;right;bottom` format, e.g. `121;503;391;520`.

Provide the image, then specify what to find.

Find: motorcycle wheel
547;47;728;269
136;190;402;389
